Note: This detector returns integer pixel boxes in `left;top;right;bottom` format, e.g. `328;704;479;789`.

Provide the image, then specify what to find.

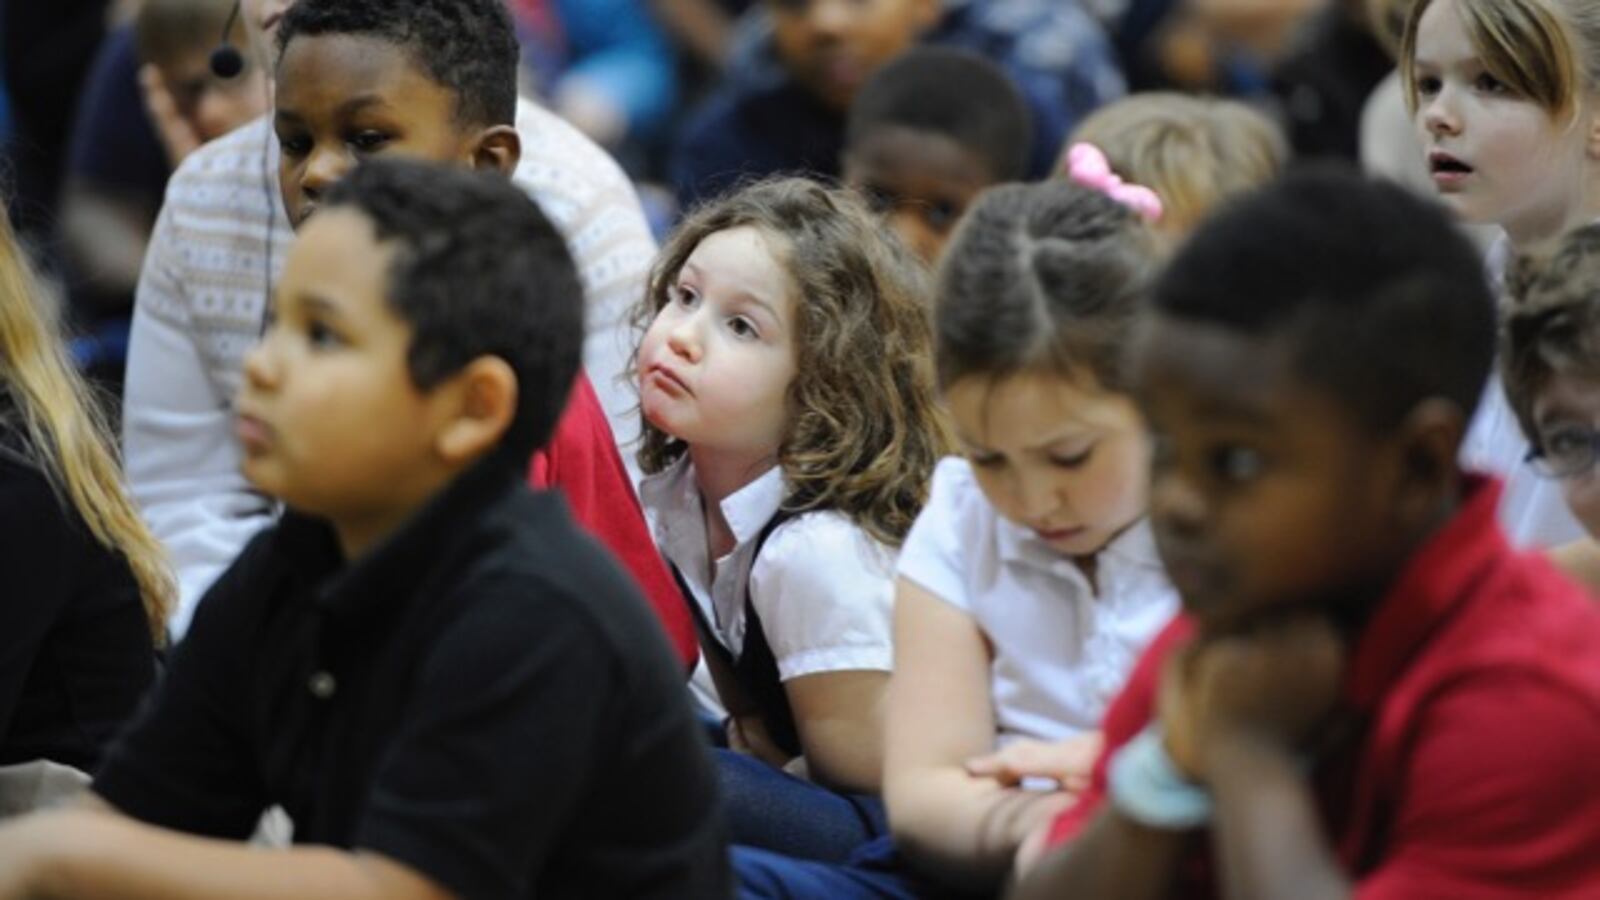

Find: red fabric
529;373;697;670
1047;476;1600;898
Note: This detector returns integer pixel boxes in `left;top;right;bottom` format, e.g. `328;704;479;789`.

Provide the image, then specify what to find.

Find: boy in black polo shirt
0;160;728;899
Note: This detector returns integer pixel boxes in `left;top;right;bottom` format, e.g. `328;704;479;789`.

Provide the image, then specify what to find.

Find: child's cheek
1561;476;1600;540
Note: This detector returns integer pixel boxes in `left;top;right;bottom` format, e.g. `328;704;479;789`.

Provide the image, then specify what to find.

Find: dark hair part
845;47;1033;183
323;158;583;461
1154;167;1494;432
277;0;518;127
633;177;953;546
136;0;240;68
1503;223;1600;450
934;180;1159;392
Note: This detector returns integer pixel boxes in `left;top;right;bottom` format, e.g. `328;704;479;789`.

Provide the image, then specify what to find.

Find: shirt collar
639;455;787;550
995;513;1163;576
1344;475;1506;710
273;450;524;622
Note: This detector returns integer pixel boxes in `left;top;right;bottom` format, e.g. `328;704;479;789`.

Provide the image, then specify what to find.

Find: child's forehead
277;31;451;107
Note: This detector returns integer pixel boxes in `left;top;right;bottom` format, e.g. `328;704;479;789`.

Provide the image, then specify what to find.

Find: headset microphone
210;0;245;78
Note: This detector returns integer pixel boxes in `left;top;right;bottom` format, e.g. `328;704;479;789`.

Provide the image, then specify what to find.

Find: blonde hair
0;209;173;642
634;178;953;546
1064;93;1288;234
1400;0;1600;120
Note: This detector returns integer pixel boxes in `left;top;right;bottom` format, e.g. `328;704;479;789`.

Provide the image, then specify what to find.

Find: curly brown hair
1503;222;1600;451
633;178;952;546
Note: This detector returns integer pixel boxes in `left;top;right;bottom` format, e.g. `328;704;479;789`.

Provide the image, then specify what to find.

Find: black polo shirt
94;457;729;898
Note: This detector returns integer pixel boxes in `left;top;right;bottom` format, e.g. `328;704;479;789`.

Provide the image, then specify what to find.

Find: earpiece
210;0;245;79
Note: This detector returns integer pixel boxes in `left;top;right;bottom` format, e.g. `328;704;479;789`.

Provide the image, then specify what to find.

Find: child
136;0;270;164
1015;169;1600;898
669;0;1124;208
840;46;1032;266
634;177;950;861
1402;0;1600;546
0;159;728;898
1502;222;1600;586
1062;91;1288;241
124;0;693;666
735;180;1181;899
0;205;170;780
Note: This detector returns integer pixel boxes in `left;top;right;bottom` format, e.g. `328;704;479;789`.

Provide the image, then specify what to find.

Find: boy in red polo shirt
1012;170;1600;899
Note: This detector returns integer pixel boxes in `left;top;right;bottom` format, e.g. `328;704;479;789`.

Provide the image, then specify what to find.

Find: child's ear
469;125;522;177
434;356;518;465
1389;397;1468;529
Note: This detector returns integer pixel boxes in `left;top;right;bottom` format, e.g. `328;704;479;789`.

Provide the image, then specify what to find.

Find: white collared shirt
639;457;897;713
898;458;1179;745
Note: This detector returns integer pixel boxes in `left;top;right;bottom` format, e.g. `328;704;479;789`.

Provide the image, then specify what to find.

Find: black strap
670;510;802;758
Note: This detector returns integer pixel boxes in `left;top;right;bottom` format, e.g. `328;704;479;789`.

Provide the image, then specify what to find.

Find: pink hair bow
1063;143;1164;223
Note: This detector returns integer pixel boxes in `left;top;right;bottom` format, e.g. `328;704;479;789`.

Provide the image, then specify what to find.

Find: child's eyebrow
335;94;392;117
299;293;348;321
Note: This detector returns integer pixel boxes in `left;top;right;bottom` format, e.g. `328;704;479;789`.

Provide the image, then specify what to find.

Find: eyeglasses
1526;425;1600;480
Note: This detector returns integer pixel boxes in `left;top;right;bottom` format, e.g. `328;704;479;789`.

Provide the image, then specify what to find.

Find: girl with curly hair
634;177;951;861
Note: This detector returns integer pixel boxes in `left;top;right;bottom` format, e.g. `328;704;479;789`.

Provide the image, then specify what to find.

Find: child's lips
1033;524;1086;543
235;412;274;453
1428;151;1474;189
644;363;692;397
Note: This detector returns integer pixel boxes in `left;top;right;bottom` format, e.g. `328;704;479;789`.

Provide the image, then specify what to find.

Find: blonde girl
1061;91;1288;241
1402;0;1600;546
0;205;172;777
633;177;951;860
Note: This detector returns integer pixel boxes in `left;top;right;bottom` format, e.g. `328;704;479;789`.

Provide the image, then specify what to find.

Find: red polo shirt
1046;476;1600;898
529;372;697;669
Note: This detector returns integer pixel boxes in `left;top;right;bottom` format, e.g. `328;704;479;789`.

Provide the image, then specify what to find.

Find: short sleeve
354;576;621;898
748;513;897;681
92;535;274;838
896;458;979;611
1355;672;1600;899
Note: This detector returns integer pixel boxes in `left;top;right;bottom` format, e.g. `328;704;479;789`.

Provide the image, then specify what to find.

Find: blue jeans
716;748;888;862
733;835;994;899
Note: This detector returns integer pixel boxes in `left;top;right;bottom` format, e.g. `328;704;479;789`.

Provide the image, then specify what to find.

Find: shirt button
307;671;337;699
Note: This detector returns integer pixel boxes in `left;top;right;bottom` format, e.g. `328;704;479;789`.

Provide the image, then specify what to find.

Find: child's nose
1150;472;1206;538
242;337;280;390
301;146;351;201
1422;89;1461;137
805;0;855;38
665;315;702;362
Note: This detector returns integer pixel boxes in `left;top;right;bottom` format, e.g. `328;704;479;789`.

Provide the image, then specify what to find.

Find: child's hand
964;732;1104;793
1160;614;1345;780
139;64;203;169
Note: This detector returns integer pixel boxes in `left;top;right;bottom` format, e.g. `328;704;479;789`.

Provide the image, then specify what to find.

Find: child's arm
883;579;1077;889
786;668;889;792
1008;806;1192;900
0;806;450;900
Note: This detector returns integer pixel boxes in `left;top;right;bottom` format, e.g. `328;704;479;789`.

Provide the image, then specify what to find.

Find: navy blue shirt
671;0;1127;208
94;455;729;898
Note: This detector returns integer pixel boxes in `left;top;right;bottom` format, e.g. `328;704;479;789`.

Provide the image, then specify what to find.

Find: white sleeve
122;203;271;639
748;513;897;681
896;458;975;612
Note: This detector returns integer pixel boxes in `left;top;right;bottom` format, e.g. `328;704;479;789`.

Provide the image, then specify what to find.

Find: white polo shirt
898;458;1179;745
639;457;897;714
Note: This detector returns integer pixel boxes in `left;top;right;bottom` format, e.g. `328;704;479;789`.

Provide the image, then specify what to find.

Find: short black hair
322;159;583;462
277;0;518;127
845;47;1032;182
1152;167;1494;432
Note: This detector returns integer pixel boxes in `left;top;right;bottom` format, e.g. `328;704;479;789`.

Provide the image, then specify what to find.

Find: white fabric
639;457;897;713
125;100;657;637
1469;238;1586;548
898;458;1178;745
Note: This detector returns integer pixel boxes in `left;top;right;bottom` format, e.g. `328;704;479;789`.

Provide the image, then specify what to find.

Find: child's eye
1048;446;1095;469
1540;427;1598;475
306;320;344;349
1209;445;1263;484
968;452;1006;469
922;201;960;232
1474;73;1510;95
727;316;760;340
1415;75;1442;97
278;134;312;157
348;131;391;154
669;284;700;310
